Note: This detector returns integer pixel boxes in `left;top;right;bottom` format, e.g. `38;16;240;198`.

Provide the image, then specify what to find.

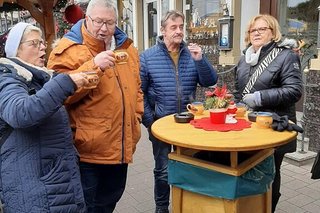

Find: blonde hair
244;14;282;47
21;25;42;42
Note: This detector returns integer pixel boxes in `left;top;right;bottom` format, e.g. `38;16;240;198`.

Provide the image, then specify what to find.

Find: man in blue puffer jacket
140;10;218;213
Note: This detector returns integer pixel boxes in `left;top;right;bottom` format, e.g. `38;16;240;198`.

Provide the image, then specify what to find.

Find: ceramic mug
114;50;129;64
82;71;99;89
256;112;273;128
186;102;204;116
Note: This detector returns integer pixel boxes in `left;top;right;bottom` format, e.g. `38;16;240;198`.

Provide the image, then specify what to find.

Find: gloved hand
243;92;261;109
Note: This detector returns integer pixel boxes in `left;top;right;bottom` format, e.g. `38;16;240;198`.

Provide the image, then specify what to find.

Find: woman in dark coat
0;22;97;213
234;14;303;212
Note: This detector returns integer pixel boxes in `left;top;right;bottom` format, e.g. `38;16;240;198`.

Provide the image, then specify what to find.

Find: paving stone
287;194;314;207
282;179;310;190
301;201;320;213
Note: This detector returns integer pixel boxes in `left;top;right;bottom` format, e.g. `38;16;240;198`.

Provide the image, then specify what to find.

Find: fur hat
5;22;32;57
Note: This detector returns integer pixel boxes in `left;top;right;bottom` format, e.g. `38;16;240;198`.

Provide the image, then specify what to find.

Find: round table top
151;111;297;152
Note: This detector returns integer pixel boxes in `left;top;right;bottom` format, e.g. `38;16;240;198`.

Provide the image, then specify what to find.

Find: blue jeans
79;162;128;213
149;128;172;209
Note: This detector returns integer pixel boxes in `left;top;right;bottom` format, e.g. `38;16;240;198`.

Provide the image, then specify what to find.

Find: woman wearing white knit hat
0;22;98;212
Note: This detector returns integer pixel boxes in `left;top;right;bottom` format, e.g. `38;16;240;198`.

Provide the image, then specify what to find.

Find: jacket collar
81;22;106;54
0;57;53;82
258;41;277;61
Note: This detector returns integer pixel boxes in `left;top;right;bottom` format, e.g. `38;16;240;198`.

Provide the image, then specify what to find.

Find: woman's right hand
68;72;99;89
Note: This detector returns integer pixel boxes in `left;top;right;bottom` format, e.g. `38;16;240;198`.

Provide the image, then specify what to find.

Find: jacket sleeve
260;51;303;107
0;73;75;128
139;53;155;128
47;47;105;105
194;56;218;87
233;65;242;102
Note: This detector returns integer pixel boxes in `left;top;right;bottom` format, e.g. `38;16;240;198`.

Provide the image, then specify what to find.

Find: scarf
245;45;262;66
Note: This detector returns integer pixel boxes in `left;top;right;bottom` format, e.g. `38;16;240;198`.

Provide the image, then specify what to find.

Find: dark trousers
149;128;172;210
79;162;128;213
272;151;285;213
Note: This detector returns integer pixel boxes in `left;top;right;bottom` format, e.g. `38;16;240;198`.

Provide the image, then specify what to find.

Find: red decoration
209;109;227;124
190;118;251;132
64;4;84;24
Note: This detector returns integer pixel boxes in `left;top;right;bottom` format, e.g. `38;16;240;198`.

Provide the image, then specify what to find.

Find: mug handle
187;104;198;112
187;104;192;111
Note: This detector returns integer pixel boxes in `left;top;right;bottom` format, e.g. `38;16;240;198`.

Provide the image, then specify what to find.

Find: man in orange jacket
47;0;143;212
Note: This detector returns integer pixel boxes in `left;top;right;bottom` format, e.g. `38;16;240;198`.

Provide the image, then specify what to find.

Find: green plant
204;85;233;109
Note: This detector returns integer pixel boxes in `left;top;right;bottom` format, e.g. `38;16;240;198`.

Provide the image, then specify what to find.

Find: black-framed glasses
21;39;47;48
88;16;116;29
248;27;271;35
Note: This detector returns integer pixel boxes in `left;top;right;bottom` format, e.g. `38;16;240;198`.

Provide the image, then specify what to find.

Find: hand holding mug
69;72;90;89
81;71;100;89
94;50;115;69
187;43;202;61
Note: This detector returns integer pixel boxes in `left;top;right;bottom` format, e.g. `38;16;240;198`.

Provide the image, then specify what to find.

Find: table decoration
190;117;251;131
204;85;233;124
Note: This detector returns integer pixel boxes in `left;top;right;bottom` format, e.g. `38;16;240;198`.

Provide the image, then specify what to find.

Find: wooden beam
37;0;55;55
17;0;44;26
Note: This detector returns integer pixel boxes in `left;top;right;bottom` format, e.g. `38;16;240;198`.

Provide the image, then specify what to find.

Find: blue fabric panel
168;155;275;199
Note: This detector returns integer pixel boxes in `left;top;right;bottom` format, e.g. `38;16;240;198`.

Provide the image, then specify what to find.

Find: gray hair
161;10;185;28
86;0;118;20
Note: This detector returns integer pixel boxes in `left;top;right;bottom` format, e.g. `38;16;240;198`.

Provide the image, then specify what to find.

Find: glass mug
186;102;204;116
114;50;129;64
235;103;247;118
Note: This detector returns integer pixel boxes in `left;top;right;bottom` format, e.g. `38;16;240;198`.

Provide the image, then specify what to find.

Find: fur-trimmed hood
0;57;54;81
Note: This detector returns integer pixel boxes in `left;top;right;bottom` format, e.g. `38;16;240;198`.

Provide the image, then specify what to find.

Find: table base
172;186;271;213
169;149;273;213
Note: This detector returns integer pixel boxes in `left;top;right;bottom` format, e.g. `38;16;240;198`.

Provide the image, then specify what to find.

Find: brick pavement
115;125;320;213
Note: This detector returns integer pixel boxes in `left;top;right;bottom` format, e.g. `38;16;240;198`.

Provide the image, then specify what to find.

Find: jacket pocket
75;117;112;154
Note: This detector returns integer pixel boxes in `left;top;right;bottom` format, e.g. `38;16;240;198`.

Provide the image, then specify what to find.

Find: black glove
288;123;304;133
271;113;304;133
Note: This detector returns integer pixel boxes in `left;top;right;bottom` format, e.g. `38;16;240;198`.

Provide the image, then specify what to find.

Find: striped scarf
243;47;282;95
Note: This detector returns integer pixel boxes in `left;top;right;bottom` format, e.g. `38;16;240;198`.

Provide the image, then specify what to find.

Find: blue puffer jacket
140;36;218;128
0;58;86;213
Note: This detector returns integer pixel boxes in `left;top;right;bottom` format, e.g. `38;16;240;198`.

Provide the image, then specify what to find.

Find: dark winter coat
0;57;86;213
140;36;218;128
234;41;303;153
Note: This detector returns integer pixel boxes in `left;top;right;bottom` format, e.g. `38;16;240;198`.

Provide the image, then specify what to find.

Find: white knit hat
5;22;32;57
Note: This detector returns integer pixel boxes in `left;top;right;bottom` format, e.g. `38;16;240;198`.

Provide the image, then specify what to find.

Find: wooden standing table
151;111;297;213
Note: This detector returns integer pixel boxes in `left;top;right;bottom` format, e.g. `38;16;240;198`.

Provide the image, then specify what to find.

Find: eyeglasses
248;27;271;35
21;39;47;49
88;16;116;29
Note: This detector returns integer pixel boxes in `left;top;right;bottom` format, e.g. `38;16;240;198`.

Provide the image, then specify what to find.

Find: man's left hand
188;43;202;61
